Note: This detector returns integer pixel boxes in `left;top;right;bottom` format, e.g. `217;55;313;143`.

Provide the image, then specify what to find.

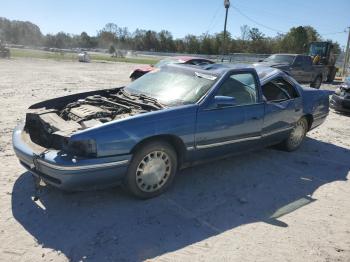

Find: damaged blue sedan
13;63;330;198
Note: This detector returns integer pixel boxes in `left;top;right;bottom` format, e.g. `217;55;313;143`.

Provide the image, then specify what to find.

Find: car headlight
335;88;341;95
68;139;97;157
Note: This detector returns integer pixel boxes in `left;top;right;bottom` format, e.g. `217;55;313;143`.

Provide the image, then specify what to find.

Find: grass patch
10;48;159;64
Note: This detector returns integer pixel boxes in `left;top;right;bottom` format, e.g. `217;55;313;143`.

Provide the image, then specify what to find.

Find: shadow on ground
12;137;349;261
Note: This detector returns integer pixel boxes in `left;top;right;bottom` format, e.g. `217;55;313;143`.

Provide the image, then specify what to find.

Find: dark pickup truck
255;54;327;89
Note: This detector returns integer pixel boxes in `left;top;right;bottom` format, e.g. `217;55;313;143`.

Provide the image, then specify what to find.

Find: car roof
269;53;299;56
165;63;282;83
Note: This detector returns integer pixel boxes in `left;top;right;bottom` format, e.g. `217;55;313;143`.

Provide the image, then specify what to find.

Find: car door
194;71;264;159
290;56;304;82
300;56;314;82
261;76;302;145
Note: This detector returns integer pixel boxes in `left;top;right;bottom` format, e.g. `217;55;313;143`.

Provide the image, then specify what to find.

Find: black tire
124;141;177;199
279;117;308;152
326;67;337;83
310;75;322;89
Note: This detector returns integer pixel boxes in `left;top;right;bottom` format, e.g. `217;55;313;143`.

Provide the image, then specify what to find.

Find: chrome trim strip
262;126;293;137
197;136;261;149
196;126;294;150
186;146;195;151
37;159;129;171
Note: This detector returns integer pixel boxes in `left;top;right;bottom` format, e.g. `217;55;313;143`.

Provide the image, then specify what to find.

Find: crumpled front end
330;84;350;113
13;123;131;190
24;90;150;155
12;88;155;190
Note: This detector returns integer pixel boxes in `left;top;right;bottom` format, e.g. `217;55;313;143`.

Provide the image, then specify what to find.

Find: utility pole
342;27;350;77
222;0;230;61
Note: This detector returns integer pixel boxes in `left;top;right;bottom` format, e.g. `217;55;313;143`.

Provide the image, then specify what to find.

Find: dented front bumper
330;94;350;113
12;123;131;191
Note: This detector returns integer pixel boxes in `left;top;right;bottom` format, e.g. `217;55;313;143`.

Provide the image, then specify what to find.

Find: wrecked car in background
255;54;326;89
255;42;338;89
129;56;214;80
78;51;90;63
330;76;350;113
13;63;330;199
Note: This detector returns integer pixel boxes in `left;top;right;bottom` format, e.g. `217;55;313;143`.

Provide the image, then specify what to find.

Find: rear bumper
330;94;350;113
12;123;131;191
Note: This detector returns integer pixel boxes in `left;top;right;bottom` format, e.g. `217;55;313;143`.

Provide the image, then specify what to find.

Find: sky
1;0;349;48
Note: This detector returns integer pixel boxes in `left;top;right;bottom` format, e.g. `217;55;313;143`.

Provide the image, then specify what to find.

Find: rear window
264;55;295;64
272;78;299;98
302;56;312;66
262;77;299;101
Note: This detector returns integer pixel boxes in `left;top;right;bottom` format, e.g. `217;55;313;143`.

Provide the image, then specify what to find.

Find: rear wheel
125;141;177;199
279;117;308;151
310;75;322;89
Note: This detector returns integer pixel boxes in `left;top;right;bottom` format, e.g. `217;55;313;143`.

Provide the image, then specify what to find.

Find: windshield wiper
116;88;165;109
119;88;137;100
136;94;165;108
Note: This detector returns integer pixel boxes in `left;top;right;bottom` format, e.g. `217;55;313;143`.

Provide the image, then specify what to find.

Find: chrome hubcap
136;151;171;192
289;120;306;147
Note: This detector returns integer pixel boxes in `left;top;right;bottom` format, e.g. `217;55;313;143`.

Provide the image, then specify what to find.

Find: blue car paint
71;104;198;157
12;64;330;191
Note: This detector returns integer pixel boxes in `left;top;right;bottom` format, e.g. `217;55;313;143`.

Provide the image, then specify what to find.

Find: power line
231;4;285;34
206;4;222;33
321;30;347;36
210;9;226;33
231;5;346;40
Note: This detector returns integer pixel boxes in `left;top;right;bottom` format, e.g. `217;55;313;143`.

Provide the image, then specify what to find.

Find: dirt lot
0;58;349;262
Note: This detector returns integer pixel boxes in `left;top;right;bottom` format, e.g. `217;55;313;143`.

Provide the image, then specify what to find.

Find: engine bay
24;89;161;149
59;94;148;129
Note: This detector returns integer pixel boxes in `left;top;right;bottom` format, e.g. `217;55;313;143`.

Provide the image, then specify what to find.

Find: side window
303;56;312;66
198;59;213;65
216;73;257;105
187;60;199;65
294;56;303;66
273;78;299;98
262;77;299;102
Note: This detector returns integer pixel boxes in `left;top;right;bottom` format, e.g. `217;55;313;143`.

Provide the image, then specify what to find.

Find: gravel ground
0;58;349;262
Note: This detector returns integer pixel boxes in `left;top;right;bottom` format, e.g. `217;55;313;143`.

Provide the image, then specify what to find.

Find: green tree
79;32;93;48
144;30;159;51
184;34;200;54
158;30;175;52
281;26;312;53
248;27;265;41
0;16;343;56
109;45;116;54
200;34;214;54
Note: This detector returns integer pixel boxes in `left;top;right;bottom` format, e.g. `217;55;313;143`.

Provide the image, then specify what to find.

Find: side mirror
213;96;236;108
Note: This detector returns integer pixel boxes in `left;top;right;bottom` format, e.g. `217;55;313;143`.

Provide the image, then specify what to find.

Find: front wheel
124;141;177;199
279;117;308;151
326;67;337;83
